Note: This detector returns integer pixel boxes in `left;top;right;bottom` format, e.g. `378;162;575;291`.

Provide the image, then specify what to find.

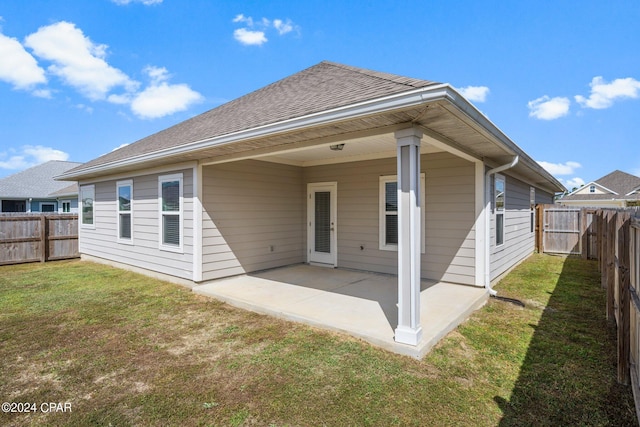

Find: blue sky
0;0;639;189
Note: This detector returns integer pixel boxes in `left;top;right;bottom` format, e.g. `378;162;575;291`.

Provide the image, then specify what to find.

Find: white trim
39;202;56;213
378;174;426;252
565;180;618;196
80;185;95;229
57;86;452;181
192;164;203;282
158;173;184;253
60;200;72;213
530;187;536;234
495;174;505;247
306;182;338;267
474;162;486;286
116;179;134;245
76;161;197;185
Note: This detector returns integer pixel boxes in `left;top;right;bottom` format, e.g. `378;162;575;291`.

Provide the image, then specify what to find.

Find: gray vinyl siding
490;175;552;280
304;152;477;285
201;160;304;281
79;168;195;280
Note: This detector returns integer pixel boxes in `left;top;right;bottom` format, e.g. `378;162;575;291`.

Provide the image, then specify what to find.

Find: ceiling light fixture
330;144;345;151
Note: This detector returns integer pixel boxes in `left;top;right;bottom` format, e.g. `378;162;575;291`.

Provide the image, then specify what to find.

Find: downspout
484;156;519;296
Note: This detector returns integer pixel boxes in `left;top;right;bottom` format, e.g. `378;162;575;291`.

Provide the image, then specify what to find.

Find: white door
307;182;337;266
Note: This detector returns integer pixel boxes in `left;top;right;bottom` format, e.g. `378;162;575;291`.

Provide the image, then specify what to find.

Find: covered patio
193;264;489;358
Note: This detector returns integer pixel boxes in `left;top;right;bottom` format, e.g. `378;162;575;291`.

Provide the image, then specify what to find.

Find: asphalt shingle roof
0;161;82;198
562;170;640;201
65;61;439;175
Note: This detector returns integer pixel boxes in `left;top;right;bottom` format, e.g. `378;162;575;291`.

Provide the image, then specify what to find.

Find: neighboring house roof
0;161;82;198
560;170;640;202
59;61;565;194
49;182;79;198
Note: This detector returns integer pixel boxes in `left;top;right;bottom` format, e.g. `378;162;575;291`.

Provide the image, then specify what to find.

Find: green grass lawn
0;255;636;426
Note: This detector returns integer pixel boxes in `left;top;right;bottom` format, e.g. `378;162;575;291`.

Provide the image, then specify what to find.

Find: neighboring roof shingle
65;61;439;175
561;170;640;201
0;161;82;198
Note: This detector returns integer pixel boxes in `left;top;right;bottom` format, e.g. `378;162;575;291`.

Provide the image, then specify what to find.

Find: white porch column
394;127;423;346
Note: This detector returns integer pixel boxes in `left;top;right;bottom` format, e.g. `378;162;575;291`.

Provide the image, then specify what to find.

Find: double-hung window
530;187;535;233
159;173;183;252
117;180;133;243
495;175;505;246
80;185;95;228
379;174;425;252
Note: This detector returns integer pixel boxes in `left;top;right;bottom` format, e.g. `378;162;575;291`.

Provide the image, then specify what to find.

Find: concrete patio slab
193;264;489;358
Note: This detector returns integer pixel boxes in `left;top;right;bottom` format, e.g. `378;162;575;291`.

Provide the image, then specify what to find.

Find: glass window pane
82;186;94;225
314;191;331;253
120;213;131;239
495;180;505;211
496;213;504;245
162;181;180;211
118;185;131;211
385;181;397;212
385;214;398;245
163;214;180;245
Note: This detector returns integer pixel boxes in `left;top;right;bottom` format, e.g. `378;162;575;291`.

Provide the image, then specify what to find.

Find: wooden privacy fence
592;208;640;421
536;204;597;258
0;213;79;265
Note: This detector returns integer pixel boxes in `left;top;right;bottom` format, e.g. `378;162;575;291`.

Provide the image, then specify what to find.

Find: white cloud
233;28;267;46
130;65;203;119
575;76;640;109
0;32;47;90
538;160;582;175
562;177;586;190
457;85;489;103
232;14;298;45
0;145;69;170
24;21;138;100
111;0;163;5
232;14;253;26
528;95;571;120
273;19;294;35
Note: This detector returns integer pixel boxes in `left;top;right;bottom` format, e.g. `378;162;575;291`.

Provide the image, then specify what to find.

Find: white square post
394;127;423;346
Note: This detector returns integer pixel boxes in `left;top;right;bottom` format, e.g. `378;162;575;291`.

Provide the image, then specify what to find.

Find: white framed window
495;174;505;246
117;180;133;243
158;173;183;252
80;185;95;228
40;202;55;212
379;174;425;252
530;187;535;233
61;200;71;213
589;185;596;193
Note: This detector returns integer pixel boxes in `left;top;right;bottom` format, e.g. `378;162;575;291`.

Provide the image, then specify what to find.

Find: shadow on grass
495;256;637;426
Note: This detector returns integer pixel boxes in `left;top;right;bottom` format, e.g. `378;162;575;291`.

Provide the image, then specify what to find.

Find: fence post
39;215;46;263
607;212;617;322
618;212;631;385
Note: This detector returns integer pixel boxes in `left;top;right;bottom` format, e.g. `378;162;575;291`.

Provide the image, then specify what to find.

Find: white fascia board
566;181;618;196
58;85;451;181
442;87;566;193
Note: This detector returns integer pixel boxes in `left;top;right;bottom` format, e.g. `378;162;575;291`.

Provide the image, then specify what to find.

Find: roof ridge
320;60;434;88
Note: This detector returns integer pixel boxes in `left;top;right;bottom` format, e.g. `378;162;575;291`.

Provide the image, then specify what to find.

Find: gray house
558;170;640;208
59;62;564;348
0;160;81;213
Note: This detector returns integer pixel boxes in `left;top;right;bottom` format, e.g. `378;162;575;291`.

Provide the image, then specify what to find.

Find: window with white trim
117;180;133;243
495;175;505;246
80;185;95;227
159;173;183;252
589;185;596;193
379;174;425;252
61;200;71;213
40;202;55;212
530;187;535;233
